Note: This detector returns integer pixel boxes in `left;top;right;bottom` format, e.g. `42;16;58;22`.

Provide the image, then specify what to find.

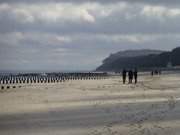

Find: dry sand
1;74;180;135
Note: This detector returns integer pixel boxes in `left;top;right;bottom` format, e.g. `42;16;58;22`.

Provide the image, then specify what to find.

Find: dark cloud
0;1;180;71
1;0;180;5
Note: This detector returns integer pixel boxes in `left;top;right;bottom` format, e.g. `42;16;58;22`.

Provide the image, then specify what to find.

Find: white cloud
12;8;35;23
168;9;180;17
79;9;95;23
0;3;97;24
56;36;71;43
0;3;10;11
71;33;166;44
141;5;180;20
0;2;132;24
0;32;72;47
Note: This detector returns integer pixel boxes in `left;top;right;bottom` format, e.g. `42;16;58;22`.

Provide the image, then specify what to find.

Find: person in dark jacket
122;69;127;84
128;70;133;84
134;68;138;84
151;70;154;76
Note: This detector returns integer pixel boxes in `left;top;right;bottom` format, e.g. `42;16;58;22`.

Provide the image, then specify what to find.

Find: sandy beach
1;74;180;135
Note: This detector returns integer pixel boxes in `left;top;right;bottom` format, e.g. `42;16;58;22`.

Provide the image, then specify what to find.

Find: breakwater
0;72;108;90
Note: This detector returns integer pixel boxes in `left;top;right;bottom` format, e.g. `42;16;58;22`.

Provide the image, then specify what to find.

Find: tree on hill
171;47;180;66
96;47;180;71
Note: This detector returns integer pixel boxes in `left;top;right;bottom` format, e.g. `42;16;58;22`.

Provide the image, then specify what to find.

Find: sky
0;0;180;72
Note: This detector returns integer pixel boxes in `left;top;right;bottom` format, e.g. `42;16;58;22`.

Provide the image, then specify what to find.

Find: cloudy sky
0;0;180;72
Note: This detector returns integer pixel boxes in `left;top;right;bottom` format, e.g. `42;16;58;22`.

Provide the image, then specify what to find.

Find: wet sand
1;74;180;135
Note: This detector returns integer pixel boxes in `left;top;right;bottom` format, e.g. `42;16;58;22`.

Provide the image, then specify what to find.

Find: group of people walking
122;69;138;84
151;69;161;76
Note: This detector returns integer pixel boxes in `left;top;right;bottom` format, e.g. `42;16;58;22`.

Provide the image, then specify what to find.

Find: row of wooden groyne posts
0;72;108;90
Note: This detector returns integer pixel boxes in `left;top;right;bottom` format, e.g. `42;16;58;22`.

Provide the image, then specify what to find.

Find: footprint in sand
0;89;8;93
92;126;119;135
88;129;102;135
